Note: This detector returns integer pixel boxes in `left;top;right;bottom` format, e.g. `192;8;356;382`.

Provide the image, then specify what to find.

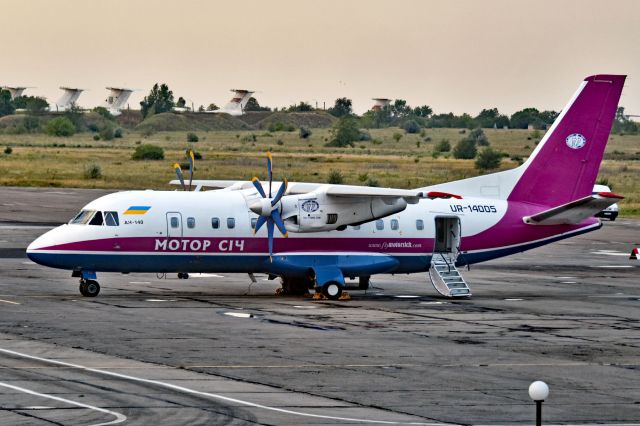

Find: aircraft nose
26;227;59;264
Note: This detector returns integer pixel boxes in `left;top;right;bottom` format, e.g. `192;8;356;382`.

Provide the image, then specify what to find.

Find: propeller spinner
249;152;288;260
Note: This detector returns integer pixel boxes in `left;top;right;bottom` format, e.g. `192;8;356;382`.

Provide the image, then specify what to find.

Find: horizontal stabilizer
523;192;623;225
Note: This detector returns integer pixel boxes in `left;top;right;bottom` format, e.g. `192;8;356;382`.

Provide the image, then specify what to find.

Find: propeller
249;152;288;261
172;149;196;191
187;149;195;191
173;163;186;191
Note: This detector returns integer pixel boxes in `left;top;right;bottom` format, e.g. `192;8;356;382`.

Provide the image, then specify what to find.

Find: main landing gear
79;279;100;297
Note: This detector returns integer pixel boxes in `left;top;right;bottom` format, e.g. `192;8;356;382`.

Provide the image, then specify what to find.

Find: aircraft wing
169;180;424;201
523;192;623;225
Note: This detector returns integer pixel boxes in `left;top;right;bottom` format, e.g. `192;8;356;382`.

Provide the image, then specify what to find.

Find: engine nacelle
279;189;408;233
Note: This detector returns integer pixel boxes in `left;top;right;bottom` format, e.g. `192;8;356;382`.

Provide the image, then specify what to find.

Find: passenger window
416;219;424;230
351;225;360;230
376;219;384;230
89;211;103;226
70;210;95;225
187;217;195;229
211;217;220;229
105;211;119;226
390;219;399;230
251;217;257;229
227;218;235;229
170;217;179;228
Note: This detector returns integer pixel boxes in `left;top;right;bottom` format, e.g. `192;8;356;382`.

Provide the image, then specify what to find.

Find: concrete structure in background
53;87;84;112
371;98;391;111
102;87;134;116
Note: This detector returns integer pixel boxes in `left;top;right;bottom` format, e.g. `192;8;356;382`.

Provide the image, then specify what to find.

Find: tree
391;99;412;119
328;97;352;117
14;96;49;114
206;103;219;111
140;83;175;118
452;137;477;159
93;106;114;120
176;97;186;108
468;128;489;146
475;108;500;128
287;101;314;112
0;89;15;117
326;116;360;147
510;108;541;129
413;105;433;118
612;106;640;134
244;97;270;112
45;117;76;137
475;147;502;170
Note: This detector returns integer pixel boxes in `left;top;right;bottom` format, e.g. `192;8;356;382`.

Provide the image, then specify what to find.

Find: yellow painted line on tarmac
0;299;20;305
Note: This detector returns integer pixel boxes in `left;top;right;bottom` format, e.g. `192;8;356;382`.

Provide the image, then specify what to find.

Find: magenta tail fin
508;75;626;206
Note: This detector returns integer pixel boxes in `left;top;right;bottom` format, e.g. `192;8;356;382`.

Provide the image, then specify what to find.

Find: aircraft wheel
79;280;100;297
178;272;189;279
322;282;342;300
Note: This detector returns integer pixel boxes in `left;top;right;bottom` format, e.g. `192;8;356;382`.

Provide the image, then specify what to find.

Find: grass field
1;127;638;216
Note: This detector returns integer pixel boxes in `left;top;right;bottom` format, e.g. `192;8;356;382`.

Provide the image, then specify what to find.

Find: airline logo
124;206;151;215
566;133;586;149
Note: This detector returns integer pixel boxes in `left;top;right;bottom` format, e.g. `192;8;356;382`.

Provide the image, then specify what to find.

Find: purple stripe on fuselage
35;236;433;254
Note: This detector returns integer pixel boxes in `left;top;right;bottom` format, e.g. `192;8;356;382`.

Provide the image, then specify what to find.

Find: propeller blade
173;163;186;191
271;178;288;207
271;209;288;237
266;151;273;197
267;218;274;260
187;149;195;191
251;177;266;198
254;215;267;234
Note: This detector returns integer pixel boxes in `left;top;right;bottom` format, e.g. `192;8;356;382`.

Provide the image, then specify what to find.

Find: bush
403;120;421;134
99;126;115;141
93;106;114;120
434;139;451;152
469;127;489;146
132;144;164;160
187;132;199;142
4;146;12;154
366;177;380;187
83;163;102;179
45;117;76;137
475;148;502;170
93;135;100;141
358;130;371;141
453;138;477;159
299;126;312;139
268;122;295;132
326;116;359;147
114;128;123;138
392;133;402;142
327;170;344;184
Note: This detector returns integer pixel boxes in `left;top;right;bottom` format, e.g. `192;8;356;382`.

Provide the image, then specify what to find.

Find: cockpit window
105;211;119;226
89;211;103;226
70;210;95;225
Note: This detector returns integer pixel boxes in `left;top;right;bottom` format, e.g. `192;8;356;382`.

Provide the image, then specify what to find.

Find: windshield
69;210;119;226
70;210;96;225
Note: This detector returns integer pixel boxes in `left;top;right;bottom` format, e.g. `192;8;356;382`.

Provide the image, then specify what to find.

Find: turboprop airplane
27;75;626;300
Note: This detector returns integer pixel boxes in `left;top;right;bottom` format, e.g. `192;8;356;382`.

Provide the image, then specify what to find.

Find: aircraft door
166;212;183;238
434;217;461;260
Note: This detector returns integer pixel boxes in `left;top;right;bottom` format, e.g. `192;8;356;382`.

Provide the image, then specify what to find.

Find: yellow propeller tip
283;233;289;238
251;177;259;182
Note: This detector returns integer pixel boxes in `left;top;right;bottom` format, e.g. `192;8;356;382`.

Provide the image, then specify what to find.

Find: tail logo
566;133;587;149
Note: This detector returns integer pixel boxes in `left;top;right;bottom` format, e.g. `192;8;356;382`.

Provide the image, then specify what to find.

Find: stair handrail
438;251;452;273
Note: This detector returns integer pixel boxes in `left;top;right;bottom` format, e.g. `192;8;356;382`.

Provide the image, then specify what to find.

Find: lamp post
528;381;549;426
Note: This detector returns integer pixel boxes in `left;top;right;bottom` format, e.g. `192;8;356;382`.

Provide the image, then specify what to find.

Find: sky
1;0;639;115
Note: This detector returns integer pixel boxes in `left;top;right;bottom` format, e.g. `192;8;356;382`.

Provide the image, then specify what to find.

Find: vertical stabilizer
218;89;254;116
508;75;625;205
103;87;134;116
55;87;84;112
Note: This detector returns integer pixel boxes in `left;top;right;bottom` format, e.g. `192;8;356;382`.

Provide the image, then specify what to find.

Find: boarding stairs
429;252;471;297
